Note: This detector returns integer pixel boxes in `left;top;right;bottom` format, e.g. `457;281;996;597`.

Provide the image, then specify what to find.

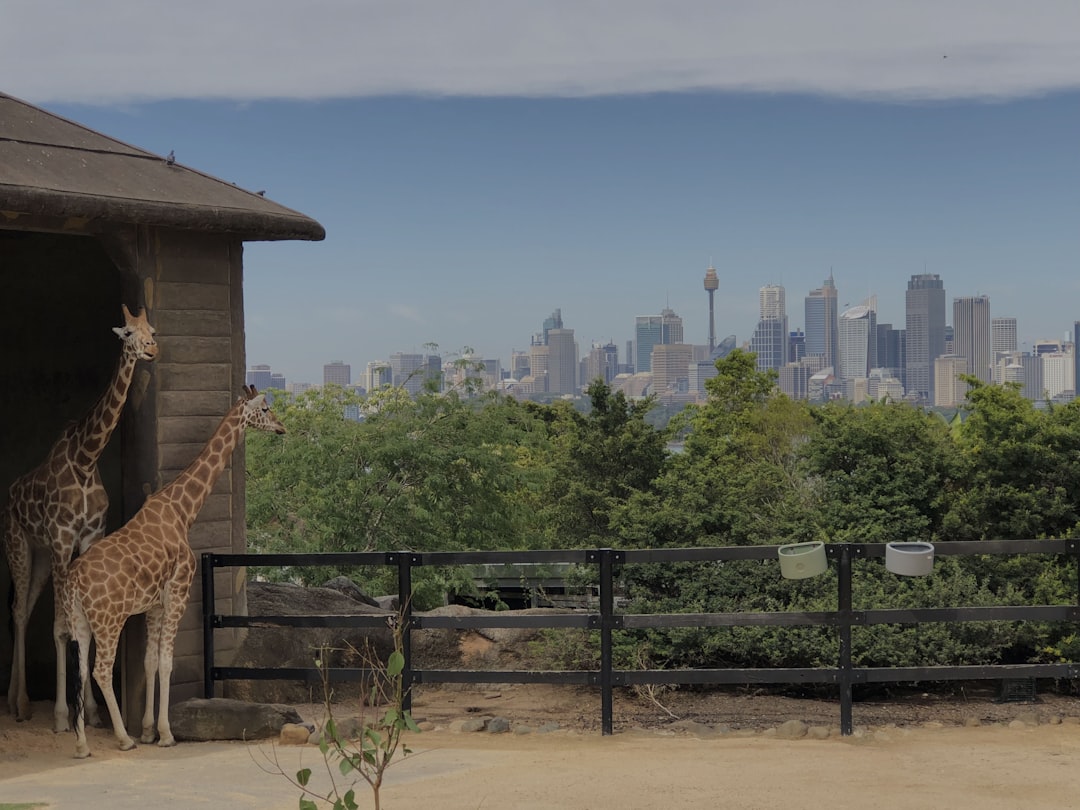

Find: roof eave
0;185;326;242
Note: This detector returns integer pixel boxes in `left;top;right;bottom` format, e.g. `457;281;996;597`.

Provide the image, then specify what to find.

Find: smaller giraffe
5;304;157;731
67;386;285;757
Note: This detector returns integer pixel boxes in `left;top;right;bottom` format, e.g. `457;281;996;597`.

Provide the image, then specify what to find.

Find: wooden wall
109;225;249;713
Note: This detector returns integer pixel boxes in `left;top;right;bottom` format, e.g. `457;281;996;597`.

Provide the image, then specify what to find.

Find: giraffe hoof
118;738;137;752
74;746;92;759
157;735;177;748
140;731;157;744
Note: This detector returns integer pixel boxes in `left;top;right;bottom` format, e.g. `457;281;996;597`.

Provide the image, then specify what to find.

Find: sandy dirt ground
4;686;1080;809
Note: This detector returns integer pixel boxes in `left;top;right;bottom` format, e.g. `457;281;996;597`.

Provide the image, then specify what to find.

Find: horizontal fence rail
203;539;1080;735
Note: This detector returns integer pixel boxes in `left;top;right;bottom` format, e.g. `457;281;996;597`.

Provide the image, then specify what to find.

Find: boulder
171;697;302;741
321;576;380;607
225;582;394;704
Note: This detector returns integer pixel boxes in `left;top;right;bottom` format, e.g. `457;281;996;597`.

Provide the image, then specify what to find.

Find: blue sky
5;2;1080;385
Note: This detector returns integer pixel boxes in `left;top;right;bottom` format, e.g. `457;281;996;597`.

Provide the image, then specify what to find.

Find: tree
246;385;550;605
799;400;958;544
534;380;667;548
944;380;1080;541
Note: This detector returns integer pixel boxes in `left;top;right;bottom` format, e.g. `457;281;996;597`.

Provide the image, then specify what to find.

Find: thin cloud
3;1;1080;103
389;304;426;325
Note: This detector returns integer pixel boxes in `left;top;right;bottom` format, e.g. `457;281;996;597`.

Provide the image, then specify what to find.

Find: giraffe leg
51;579;72;732
92;629;136;751
69;608;93;759
154;594;187;748
140;607;163;743
6;535;50;722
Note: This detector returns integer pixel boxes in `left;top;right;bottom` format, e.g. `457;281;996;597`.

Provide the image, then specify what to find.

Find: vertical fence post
599;547;614;736
395;552;415;713
201;553;216;699
837;544;853;735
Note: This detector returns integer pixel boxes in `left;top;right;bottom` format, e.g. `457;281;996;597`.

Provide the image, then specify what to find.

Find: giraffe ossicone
4;304;157;732
67;386;286;758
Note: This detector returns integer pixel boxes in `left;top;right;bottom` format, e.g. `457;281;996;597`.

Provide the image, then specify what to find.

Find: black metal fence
202;538;1080;736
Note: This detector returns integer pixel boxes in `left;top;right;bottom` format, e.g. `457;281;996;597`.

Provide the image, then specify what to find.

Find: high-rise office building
992;317;1018;384
838;305;876;380
323;361;351;387
247;363;274;390
934;355;969;407
584;341;619;385
953;296;992;384
529;344;550;391
365;361;392;391
788;329;806;364
805;273;840;370
511;350;530;380
751;284;788;372
651;343;694;395
634;308;683;373
905;274;947;403
875;323;905;381
992;317;1018;355
1075;321;1080;396
389;353;425;395
542;308;563;344
1042;352;1074;400
546;327;578;395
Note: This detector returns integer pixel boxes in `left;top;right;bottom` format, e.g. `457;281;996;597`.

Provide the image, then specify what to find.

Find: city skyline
254;268;1075;393
5;4;1080;385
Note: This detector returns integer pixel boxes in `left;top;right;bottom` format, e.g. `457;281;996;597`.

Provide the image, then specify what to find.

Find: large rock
225;581;395;704
321;576;380;607
171;697;302;741
223;583;578;704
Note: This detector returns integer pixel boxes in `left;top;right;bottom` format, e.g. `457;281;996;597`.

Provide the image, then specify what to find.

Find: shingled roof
0;92;325;241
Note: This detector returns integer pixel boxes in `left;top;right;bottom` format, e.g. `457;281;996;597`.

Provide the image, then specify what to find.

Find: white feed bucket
885;542;935;576
778;541;828;580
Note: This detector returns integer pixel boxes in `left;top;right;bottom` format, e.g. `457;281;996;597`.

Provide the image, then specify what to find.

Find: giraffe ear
112;326;126;339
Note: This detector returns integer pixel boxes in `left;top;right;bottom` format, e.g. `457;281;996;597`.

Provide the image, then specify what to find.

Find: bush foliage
247;354;1080;667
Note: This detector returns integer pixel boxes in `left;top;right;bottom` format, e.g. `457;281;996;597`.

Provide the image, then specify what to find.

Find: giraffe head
239;385;286;434
112;304;158;362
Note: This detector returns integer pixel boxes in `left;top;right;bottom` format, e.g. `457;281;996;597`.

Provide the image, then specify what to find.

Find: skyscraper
365;361;392;391
751;284;788;372
703;264;719;353
805;273;840;371
323;361;351;387
651;343;694;395
953;296;992;383
875;323;905;380
905;274;947;403
546;327;578;395
992;317;1018;355
634;308;683;373
247;363;274;390
543;308;563;344
838;305;876;380
1075;322;1080;396
388;353;424;395
992;317;1018;385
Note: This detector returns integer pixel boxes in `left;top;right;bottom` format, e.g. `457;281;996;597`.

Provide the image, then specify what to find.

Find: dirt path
3;688;1080;809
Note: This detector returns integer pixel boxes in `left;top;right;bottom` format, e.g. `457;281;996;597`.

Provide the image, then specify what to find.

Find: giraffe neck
161;402;246;527
69;346;138;472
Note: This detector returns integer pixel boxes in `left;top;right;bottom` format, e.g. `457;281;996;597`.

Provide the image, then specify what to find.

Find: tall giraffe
67;386;285;757
4;304;157;731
